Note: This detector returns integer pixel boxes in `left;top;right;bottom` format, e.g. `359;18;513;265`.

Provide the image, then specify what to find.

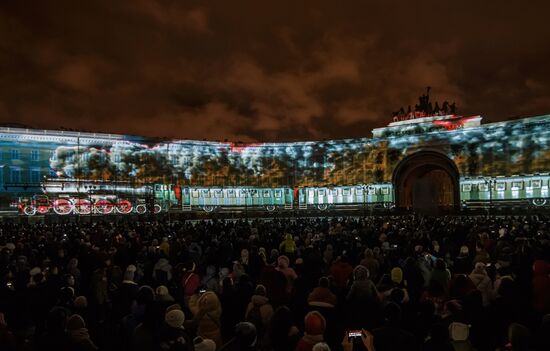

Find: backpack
246;304;264;337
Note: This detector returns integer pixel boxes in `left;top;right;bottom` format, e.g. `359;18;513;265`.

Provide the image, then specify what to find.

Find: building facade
2;114;549;215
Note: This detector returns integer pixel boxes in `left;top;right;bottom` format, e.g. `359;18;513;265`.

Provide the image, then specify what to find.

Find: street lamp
483;177;494;215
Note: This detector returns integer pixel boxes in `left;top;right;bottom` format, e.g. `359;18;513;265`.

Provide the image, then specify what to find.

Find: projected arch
392;151;459;213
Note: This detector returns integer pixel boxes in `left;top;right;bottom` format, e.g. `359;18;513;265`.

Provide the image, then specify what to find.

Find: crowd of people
0;214;549;351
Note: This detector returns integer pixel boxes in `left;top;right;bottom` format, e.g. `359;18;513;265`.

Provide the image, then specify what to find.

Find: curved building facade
1;114;549;215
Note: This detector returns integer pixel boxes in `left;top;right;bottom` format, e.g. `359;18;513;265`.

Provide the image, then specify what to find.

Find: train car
460;174;550;208
181;186;292;212
298;184;394;210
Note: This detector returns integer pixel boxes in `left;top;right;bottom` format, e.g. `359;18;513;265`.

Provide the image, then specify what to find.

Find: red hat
304;311;326;335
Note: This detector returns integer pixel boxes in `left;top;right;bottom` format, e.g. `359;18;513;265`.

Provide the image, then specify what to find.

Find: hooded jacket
347;265;378;302
468;263;493;306
276;256;297;293
190;291;223;348
245;294;274;329
279;234;297;255
532;259;550;313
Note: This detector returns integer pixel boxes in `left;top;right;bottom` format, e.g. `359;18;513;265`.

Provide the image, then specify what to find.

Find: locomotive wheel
95;199;114;214
265;205;276;212
37;205;50;214
116;199;133;214
53;199;73;215
74;199;92;215
317;204;328;211
136;204;147;214
153;204;162;214
24;206;37;216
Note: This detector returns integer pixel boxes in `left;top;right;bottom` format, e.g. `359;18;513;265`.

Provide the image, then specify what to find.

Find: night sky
1;1;550;142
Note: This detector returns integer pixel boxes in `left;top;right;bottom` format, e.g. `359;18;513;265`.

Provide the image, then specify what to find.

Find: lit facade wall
0;115;549;210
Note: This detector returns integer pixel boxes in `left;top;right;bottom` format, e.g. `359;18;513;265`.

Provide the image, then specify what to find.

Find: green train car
460;174;550;207
181;187;291;212
298;184;394;210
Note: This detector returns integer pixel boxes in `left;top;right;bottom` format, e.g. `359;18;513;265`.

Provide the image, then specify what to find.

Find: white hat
194;336;216;351
165;309;185;328
449;322;470;341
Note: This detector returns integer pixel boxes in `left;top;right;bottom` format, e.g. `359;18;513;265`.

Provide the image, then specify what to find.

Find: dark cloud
1;0;550;141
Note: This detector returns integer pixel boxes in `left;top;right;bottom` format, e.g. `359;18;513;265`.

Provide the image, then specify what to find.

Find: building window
10;167;21;183
30;168;41;183
31;150;39;161
49;151;57;161
11;150;20;160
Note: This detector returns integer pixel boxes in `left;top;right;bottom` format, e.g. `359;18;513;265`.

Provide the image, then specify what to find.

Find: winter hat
136;285;155;304
277;255;290;268
156;285;169;296
165;309;185;328
255;284;267;296
472;262;487;275
313;342;331;351
74;296;88;309
508;323;530;350
460;246;469;255
166;303;182;313
123;269;135;282
449;322;469;341
391;267;403;284
235;322;257;347
30;267;42;276
304;311;326;336
66;314;86;330
353;265;369;281
126;264;137;272
193;336;216;351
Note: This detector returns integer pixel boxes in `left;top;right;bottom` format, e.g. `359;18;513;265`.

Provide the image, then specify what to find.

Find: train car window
478;183;489;191
263;190;271;198
318;189;326;196
495;182;506;191
530;179;542;188
462;184;472;192
511;181;523;190
274;190;282;197
330;189;338;196
367;187;376;195
202;189;211;198
227;189;236;198
252;190;259;198
191;190;199;198
239;190;247;197
355;187;364;195
154;184;160;191
381;187;389;195
214;190;223;198
342;188;351;196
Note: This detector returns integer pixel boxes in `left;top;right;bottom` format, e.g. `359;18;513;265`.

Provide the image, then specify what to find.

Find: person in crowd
372;303;416;351
296;311;327;351
308;277;337;308
245;284;274;342
158;308;194;350
189;290;223;348
468;262;493;306
219;321;258;351
532;259;550;314
265;305;301;351
66;314;98;351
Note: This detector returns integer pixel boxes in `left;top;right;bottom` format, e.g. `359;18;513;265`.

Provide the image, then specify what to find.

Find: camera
348;330;362;342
